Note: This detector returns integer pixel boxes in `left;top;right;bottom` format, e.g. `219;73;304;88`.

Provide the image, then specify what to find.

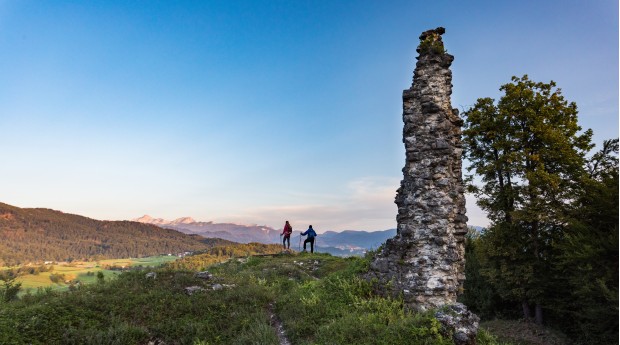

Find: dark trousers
282;235;290;249
303;237;315;253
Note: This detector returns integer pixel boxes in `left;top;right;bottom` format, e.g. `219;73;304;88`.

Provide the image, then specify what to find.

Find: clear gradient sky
1;1;617;231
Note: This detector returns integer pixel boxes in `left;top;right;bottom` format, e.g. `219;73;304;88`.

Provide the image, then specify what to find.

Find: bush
0;273;21;302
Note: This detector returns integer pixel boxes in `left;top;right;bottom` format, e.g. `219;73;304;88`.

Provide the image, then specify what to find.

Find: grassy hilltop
0;247;565;345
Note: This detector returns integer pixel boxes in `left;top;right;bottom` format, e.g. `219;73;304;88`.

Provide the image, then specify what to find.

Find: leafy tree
460;231;505;319
96;271;105;284
551;139;618;344
462;75;593;324
0;272;21;303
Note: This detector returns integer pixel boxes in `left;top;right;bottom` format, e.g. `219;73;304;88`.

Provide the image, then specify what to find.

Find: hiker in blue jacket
300;225;317;253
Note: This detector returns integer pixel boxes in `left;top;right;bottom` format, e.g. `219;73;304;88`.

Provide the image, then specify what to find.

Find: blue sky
1;0;617;231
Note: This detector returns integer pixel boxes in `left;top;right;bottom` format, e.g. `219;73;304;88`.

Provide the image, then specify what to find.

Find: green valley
3;255;179;295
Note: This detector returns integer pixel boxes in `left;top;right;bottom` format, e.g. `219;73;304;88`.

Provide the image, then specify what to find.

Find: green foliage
0;272;21;303
96;271;105;284
550;139;619;344
462;75;593;316
419;34;446;55
264;254;450;345
463;75;592;226
460;233;506;319
49;273;67;284
0;265;54;279
0;267;278;344
462;75;618;343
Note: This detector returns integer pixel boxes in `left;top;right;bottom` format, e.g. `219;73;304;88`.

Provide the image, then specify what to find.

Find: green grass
1;252;511;345
14;255;178;295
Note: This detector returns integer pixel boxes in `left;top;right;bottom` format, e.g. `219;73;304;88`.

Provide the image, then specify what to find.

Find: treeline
0;265;54;279
459;76;618;345
165;243;283;271
0;203;227;266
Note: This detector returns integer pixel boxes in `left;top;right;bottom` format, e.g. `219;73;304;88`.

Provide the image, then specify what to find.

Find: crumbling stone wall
367;27;468;311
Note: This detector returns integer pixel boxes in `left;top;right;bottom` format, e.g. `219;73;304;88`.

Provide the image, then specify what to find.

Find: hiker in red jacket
281;220;293;249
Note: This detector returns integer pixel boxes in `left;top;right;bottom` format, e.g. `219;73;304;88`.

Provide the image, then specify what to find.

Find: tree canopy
461;75;618;344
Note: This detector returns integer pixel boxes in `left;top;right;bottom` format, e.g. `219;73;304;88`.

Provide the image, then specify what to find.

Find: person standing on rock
300;225;317;253
281;220;293;249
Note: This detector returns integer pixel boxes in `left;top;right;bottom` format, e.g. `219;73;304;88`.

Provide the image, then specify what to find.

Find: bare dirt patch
481;319;569;345
0;212;14;220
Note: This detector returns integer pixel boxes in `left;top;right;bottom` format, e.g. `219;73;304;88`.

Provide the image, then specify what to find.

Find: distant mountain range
134;215;398;256
135;215;283;244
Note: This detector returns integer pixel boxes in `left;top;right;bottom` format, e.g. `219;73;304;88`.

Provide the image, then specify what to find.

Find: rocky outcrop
365;26;476;343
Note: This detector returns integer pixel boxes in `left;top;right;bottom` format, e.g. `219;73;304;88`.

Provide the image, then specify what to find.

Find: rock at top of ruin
419;27;445;40
416;27;448;55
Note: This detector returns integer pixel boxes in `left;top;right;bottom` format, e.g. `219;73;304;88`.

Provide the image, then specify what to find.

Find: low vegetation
0;249;517;345
166;242;284;271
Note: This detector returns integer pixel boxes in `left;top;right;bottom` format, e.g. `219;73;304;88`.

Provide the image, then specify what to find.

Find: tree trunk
522;301;532;320
535;303;543;325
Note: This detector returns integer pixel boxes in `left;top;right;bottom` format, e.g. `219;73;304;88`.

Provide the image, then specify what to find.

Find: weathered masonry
366;27;468;311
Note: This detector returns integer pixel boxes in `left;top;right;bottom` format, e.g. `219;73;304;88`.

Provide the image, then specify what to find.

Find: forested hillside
0;202;230;266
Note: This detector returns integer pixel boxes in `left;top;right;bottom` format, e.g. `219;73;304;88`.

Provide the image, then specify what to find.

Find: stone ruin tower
367;27;468;311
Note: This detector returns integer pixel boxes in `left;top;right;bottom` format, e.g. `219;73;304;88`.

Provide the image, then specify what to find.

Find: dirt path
268;302;291;345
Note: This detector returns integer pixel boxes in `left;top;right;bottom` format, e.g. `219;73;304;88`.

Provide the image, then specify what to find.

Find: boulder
184;286;205;295
435;303;480;345
195;271;212;280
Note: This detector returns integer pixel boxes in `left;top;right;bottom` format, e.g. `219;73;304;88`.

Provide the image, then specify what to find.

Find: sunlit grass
13;255;178;295
1;252;510;345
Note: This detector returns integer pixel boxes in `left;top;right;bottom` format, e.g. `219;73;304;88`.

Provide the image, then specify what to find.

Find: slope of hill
0;252;519;345
0;203;229;266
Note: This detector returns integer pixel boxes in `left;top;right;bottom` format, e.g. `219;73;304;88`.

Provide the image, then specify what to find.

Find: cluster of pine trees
459;75;618;344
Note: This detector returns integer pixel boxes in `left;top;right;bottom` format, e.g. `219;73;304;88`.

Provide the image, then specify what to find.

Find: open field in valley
5;255;179;295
